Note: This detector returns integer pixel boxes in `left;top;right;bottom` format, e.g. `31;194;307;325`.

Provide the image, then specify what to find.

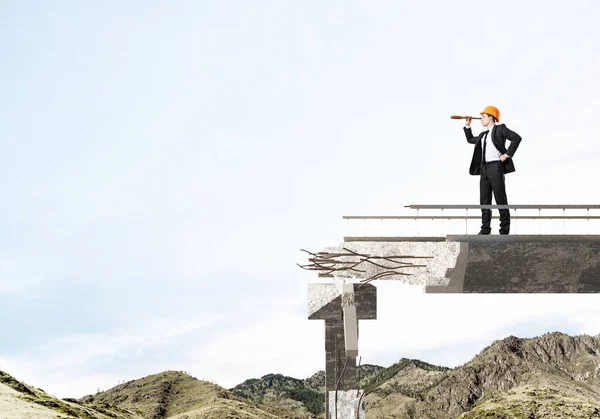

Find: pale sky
1;0;600;399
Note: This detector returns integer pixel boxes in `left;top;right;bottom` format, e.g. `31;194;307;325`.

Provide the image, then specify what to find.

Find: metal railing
343;205;600;235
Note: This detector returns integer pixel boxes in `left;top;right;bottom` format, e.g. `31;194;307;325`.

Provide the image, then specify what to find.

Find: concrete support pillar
308;283;376;419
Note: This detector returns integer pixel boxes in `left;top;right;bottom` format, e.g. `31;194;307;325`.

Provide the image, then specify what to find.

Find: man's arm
463;125;479;144
463;116;479;144
503;125;522;157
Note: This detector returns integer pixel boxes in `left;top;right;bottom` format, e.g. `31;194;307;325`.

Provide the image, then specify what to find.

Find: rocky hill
79;370;308;419
230;373;323;416
229;365;384;417
364;332;600;418
3;332;600;418
0;370;308;419
0;369;140;418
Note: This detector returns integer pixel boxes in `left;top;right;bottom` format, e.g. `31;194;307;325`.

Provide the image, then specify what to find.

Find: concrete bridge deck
329;235;600;293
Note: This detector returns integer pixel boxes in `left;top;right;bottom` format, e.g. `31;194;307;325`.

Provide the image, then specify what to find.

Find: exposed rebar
299;248;431;284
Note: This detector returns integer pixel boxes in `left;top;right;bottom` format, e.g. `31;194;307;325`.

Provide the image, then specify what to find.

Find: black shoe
500;231;510;235
478;230;491;235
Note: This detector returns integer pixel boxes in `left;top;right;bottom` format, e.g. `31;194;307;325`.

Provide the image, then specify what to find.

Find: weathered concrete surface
308;283;376;320
327;236;600;293
427;235;600;293
328;390;365;419
341;283;358;358
308;283;375;419
323;241;461;287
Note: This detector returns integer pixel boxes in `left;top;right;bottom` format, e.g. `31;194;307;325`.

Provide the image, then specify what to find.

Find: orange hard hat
480;106;500;122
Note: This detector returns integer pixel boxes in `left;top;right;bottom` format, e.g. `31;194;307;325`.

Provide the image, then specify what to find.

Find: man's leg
480;167;492;234
489;164;510;234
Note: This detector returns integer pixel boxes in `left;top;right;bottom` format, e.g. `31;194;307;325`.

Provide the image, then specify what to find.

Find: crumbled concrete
328;390;365;419
323;241;462;286
320;236;600;293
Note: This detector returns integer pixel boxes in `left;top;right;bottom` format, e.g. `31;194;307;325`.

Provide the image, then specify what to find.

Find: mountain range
1;332;600;418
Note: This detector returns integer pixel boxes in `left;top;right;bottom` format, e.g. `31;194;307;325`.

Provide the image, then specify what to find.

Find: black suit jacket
464;124;522;175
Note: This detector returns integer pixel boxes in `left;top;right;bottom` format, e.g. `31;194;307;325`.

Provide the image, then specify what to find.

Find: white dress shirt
466;123;510;162
483;126;502;162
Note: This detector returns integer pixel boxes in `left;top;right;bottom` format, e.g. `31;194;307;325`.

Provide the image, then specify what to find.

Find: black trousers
480;162;510;234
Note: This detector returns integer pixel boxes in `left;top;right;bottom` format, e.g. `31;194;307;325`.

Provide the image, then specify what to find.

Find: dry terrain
2;332;600;418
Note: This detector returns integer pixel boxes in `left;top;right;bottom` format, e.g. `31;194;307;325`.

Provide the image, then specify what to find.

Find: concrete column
308;283;376;419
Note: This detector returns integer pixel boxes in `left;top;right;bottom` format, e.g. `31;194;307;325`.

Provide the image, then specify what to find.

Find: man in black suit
464;106;522;235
